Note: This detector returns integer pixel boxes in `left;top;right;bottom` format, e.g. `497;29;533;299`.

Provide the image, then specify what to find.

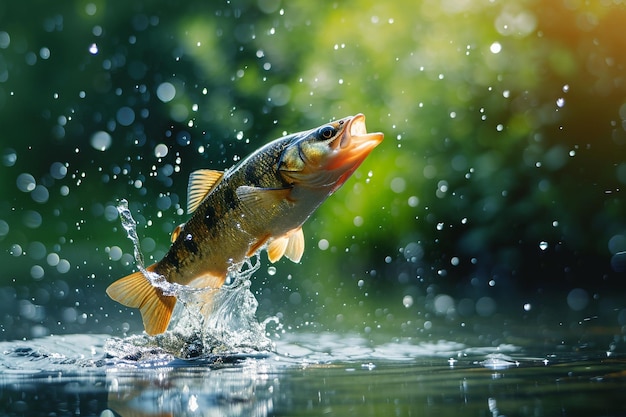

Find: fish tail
106;263;176;335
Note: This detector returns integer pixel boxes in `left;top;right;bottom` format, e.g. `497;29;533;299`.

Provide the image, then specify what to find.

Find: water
1;201;626;416
115;199;275;354
1;329;625;416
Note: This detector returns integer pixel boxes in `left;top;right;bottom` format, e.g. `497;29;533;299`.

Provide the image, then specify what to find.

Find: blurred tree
1;0;625;338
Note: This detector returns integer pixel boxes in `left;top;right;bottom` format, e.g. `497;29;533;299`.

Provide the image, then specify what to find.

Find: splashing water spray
109;199;278;358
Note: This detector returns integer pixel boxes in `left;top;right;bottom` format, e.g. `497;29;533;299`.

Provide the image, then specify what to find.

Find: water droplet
90;131;112;151
156;82;176;103
85;3;97;16
2;148;17;167
268;84;291;106
318;239;329;250
610;251;626;272
539;241;548;251
116;106;135;126
566;288;588;311
267;266;276;276
154;143;168;158
490;42;502;54
57;259;71;274
88;43;98;55
50;162;68;179
47;252;60;266
402;295;413;308
23;210;42;228
39;47;51;59
556;97;565;108
31;184;49;203
0;220;8;237
0;31;10;49
16;173;37;192
30;265;45;280
390;177;406;193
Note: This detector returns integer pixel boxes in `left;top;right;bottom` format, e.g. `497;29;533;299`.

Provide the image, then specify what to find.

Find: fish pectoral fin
171;223;184;243
236;185;293;213
187;169;225;214
267;227;305;263
106;264;176;336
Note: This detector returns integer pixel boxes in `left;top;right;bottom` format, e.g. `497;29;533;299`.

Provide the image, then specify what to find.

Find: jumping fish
106;114;384;335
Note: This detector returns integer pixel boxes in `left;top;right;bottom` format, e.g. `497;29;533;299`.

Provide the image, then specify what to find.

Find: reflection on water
1;331;625;416
108;364;274;417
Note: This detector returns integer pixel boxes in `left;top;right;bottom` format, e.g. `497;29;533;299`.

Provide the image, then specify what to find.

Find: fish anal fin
284;227;305;263
236;186;293;213
268;227;305;263
187;169;224;214
267;236;288;263
106;264;177;335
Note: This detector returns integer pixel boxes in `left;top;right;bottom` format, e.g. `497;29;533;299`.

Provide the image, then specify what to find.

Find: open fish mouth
328;114;383;169
340;113;370;148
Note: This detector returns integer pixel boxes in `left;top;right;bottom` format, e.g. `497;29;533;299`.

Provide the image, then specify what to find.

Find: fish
106;113;384;335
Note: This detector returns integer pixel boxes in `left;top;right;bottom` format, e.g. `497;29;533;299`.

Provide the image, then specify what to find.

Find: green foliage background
1;0;625;340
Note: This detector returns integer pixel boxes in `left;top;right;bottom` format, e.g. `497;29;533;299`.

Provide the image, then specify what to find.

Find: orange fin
171;223;184;243
106;264;177;335
236;185;292;212
268;227;305;263
187;169;224;214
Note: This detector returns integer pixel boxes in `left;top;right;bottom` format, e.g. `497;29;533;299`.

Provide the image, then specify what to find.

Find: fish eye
318;126;336;140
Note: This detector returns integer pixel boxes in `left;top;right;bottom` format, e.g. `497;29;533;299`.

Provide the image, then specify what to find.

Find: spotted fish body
107;114;383;335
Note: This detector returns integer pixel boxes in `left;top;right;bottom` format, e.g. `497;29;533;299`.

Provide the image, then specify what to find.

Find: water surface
1;321;625;417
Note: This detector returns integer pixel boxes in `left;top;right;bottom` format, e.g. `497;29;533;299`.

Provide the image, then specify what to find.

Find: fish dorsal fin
235;185;292;213
187;169;224;214
171;223;184;243
267;227;305;263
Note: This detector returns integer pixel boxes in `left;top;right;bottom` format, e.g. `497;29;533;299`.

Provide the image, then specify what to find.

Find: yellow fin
187;169;224;214
284;227;305;263
236;185;292;212
267;227;305;263
267;236;288;262
106;264;177;335
171;223;184;243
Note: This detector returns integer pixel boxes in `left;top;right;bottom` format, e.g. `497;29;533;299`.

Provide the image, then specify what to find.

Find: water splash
109;199;276;359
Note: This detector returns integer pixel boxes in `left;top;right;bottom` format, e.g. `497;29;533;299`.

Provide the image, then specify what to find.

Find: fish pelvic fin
267;227;305;263
106;264;176;336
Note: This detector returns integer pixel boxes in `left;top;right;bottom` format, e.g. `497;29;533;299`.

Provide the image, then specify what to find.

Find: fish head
279;114;384;190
